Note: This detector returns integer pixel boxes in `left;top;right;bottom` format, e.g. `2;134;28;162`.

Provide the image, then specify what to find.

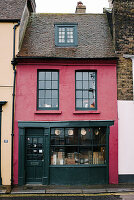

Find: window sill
73;110;100;114
35;110;62;114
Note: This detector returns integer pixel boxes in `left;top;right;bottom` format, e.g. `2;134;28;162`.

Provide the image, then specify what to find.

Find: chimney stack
75;1;86;14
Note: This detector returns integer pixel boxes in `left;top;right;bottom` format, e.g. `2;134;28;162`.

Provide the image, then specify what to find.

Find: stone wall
112;0;134;100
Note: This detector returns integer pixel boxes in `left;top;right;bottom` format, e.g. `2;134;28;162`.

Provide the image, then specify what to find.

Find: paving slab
82;189;107;194
46;189;83;194
106;188;134;193
11;190;46;194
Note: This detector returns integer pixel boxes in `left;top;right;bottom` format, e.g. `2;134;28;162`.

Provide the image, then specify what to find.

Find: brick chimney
75;1;86;14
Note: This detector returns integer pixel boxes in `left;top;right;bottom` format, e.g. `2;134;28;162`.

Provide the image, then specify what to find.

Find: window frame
55;23;78;47
50;127;107;166
37;70;59;110
75;71;97;111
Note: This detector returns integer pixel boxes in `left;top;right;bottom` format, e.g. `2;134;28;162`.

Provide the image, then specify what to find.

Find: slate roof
18;13;116;58
0;0;35;21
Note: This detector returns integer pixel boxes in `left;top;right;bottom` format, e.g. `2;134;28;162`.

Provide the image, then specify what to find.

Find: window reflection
50;127;106;165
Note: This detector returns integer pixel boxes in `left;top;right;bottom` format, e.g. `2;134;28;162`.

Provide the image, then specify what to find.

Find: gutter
11;22;20;187
123;54;134;100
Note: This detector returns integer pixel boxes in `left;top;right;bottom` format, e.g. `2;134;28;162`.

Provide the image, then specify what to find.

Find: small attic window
55;24;78;47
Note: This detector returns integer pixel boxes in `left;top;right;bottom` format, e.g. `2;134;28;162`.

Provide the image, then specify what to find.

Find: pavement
1;184;134;195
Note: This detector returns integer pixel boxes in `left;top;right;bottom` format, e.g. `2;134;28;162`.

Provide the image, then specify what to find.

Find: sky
35;0;109;14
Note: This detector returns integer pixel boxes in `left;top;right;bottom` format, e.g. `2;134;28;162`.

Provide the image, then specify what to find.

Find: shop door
25;134;44;183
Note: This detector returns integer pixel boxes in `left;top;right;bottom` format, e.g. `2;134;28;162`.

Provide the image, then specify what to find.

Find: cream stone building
0;0;35;187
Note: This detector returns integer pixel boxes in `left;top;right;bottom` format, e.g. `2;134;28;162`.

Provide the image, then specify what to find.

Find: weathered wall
112;0;134;100
14;59;118;184
0;22;19;185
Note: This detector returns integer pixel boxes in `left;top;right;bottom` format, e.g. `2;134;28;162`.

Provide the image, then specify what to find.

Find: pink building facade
14;59;118;185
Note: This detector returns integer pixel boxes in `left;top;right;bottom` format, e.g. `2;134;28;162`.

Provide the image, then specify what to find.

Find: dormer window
55;24;78;47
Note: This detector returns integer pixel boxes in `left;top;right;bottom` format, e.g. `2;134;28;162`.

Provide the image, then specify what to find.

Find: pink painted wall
14;59;118;184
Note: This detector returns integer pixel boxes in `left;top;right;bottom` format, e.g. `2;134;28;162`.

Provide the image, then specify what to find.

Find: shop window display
50;127;106;165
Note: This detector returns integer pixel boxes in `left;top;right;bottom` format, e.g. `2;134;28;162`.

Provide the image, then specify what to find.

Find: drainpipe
123;54;134;100
11;22;20;187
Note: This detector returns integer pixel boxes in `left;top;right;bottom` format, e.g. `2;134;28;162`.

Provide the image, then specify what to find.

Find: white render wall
118;100;134;174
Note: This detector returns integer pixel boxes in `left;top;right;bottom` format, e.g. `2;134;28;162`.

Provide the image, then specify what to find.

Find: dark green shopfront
18;120;114;185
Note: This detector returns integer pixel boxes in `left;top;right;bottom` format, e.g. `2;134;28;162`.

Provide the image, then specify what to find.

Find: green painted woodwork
55;24;78;47
75;71;97;110
18;120;114;185
37;71;59;110
50;166;107;185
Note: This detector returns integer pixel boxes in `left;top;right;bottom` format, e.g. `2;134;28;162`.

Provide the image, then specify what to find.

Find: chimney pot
75;1;86;14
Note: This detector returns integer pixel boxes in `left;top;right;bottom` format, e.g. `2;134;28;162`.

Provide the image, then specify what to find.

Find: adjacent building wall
118;101;134;175
112;0;134;182
0;22;19;185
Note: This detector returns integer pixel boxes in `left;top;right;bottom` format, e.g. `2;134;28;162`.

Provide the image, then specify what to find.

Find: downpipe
11;22;20;187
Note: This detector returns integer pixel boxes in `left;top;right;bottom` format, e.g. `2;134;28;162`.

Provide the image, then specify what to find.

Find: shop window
37;71;59;110
75;71;97;110
50;127;106;165
55;24;78;47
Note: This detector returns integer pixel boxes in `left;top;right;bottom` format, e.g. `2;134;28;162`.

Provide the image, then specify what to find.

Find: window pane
76;81;82;89
89;99;95;108
83;91;88;98
79;147;93;165
52;72;58;80
83;72;88;80
89;90;95;98
52;90;58;98
76;72;82;80
90;81;95;90
46;81;51;89
39;81;45;89
45;90;51;98
39;90;45;98
39;72;45;80
44;99;51;107
76;90;82;98
52;99;58;107
46;72;51;80
80;128;93;145
83;81;88;89
93;127;106;145
39;99;45;108
52;81;58;89
89;72;95;81
83;99;89;108
93;147;105;164
76;99;82;108
51;128;64;145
